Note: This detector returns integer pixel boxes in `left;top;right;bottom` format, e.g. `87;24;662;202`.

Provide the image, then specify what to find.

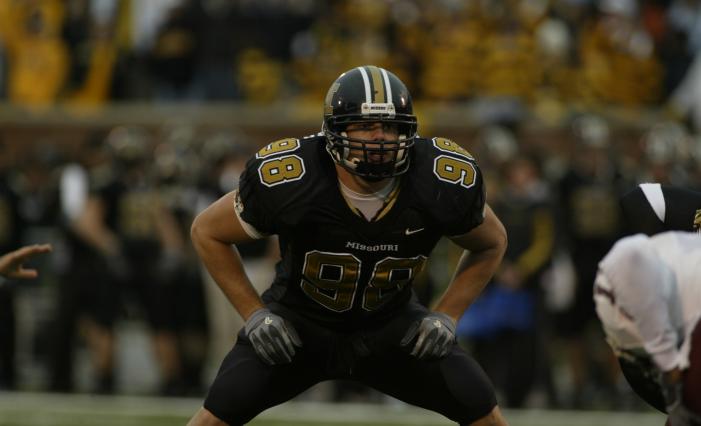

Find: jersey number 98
301;251;427;312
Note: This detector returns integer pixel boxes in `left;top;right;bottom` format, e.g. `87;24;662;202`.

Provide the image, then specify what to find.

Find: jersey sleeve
440;168;486;237
412;137;487;236
237;157;279;236
235;137;319;236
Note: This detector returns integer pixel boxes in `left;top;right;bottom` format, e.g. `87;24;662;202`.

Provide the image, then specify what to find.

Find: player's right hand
245;308;302;365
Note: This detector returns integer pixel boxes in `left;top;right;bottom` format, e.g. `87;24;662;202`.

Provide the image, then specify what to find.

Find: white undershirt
339;178;397;220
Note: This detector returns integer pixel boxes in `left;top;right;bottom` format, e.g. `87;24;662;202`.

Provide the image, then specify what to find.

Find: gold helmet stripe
367;66;386;103
357;66;372;103
380;67;392;104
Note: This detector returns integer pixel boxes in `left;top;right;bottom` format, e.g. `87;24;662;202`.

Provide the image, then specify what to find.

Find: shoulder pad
429;137;476;160
409;137;486;236
238;135;329;234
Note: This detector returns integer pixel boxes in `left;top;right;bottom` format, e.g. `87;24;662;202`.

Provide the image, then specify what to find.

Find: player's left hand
400;312;456;360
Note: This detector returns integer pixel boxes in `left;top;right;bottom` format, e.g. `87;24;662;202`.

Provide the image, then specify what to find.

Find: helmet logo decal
361;102;395;117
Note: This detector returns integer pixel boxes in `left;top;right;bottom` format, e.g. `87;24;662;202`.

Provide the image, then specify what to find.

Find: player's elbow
190;212;209;252
490;217;508;260
495;226;508;260
485;205;508;260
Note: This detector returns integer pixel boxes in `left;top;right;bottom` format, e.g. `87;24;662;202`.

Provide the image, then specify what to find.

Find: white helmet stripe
357;66;372;103
640;183;666;222
380;68;393;104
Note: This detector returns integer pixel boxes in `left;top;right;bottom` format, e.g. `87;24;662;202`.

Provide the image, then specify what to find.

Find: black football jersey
237;134;485;330
620;183;701;236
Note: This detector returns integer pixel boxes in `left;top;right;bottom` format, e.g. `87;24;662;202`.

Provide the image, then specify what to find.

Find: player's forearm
71;198;121;257
72;219;121;256
434;247;504;321
192;230;264;320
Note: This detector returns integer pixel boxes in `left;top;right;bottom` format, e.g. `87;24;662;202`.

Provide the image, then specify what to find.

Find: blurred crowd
0;0;701;120
2;0;701;414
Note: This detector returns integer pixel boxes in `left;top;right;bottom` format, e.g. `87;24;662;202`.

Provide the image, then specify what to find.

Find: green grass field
0;392;666;426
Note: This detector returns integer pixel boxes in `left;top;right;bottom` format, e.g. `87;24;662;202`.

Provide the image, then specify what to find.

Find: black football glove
245;308;302;365
400;312;456;360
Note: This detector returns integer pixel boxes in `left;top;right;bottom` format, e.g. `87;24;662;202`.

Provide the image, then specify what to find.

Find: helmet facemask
324;105;417;181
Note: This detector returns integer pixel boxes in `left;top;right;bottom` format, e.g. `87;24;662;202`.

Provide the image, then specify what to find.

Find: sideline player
188;66;509;425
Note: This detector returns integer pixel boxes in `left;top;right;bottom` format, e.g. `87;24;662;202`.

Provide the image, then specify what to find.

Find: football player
594;231;701;426
187;66;509;426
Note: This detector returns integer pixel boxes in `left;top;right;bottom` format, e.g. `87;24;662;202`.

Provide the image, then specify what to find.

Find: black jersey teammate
188;66;509;426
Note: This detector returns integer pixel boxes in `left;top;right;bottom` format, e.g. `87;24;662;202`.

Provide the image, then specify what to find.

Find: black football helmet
323;65;418;180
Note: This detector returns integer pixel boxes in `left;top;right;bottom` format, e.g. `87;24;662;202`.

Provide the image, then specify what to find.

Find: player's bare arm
438;204;508;321
72;196;122;256
0;243;52;279
190;190;264;321
400;204;507;362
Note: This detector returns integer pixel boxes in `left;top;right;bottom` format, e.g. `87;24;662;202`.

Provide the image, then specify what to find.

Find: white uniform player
594;231;701;426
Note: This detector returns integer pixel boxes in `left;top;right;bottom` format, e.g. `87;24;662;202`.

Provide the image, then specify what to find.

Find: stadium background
0;0;698;424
